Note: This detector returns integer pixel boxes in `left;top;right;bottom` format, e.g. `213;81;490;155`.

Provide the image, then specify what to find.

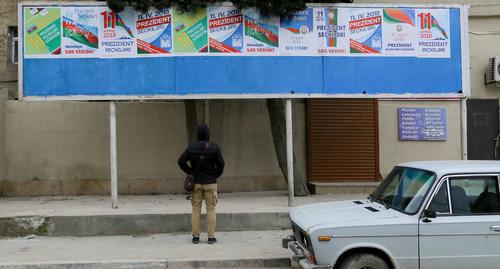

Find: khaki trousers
191;183;218;238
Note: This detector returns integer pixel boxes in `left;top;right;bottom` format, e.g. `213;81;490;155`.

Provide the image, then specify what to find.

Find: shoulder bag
184;142;209;193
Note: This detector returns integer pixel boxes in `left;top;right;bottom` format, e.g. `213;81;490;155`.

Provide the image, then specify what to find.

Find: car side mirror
422;209;436;223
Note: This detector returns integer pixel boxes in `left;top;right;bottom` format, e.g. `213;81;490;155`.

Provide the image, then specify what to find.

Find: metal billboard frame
18;2;470;101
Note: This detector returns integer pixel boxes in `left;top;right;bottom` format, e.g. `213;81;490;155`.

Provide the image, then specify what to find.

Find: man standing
178;123;225;244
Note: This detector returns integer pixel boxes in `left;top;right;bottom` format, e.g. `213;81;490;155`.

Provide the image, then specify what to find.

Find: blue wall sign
398;107;447;141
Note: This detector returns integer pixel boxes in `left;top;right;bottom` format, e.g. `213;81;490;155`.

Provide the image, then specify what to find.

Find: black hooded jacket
178;124;225;184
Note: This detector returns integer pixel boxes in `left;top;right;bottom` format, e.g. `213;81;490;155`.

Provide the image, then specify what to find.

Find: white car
284;161;500;269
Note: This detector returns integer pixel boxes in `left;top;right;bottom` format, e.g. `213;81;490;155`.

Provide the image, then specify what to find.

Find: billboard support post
286;99;294;206
110;101;118;208
205;100;210;125
460;5;470;160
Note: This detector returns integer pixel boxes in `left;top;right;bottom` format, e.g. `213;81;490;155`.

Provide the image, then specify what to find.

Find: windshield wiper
378;199;390;209
369;194;390;209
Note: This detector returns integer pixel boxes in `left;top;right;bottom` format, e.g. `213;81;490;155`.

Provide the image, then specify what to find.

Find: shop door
467;99;499;160
307;99;379;182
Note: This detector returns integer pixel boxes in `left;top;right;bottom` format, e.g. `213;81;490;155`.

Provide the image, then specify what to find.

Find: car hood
290;199;407;233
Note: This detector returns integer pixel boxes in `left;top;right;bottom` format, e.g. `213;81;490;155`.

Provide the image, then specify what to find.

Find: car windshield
370;166;436;214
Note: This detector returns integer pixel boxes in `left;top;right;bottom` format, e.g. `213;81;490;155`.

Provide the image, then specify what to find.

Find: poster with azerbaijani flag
99;7;137;57
416;9;450;58
348;8;383;54
136;8;173;54
22;4;454;59
62;7;100;57
173;7;208;53
382;9;417;56
24;7;62;57
244;8;279;53
208;6;244;53
314;7;349;55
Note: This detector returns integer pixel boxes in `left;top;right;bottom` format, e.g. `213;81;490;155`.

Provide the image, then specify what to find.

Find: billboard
19;2;468;100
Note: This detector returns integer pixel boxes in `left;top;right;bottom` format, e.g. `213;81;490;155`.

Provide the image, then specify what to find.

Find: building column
0;90;7;184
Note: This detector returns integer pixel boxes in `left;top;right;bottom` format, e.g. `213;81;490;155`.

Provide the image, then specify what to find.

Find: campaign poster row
23;5;452;59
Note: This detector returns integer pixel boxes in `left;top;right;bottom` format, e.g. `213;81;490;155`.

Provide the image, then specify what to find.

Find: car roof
398;160;500;175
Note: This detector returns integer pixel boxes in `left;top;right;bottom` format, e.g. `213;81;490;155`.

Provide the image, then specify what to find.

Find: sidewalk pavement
0;191;365;218
0;191;366;268
0;230;291;269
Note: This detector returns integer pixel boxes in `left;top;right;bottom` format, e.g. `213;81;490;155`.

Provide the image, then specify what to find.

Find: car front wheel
337;253;389;269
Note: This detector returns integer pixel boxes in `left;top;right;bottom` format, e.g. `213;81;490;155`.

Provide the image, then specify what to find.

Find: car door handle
490;226;500;232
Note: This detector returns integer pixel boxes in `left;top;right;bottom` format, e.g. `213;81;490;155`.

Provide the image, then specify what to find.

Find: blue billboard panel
20;4;466;100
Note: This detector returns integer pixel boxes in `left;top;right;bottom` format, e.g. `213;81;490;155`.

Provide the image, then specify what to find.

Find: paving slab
0;230;292;269
0;192;366;237
0;191;365;217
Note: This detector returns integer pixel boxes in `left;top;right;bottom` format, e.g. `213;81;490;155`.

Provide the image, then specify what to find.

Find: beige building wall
0;91;6;181
1;100;286;196
469;16;500;99
378;100;463;178
0;1;18;97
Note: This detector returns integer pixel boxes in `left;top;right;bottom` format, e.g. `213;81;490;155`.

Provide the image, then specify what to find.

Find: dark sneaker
208;237;217;244
192;237;199;244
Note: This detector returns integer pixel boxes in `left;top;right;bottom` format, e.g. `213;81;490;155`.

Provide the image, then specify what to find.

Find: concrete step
307;182;379;195
0;230;292;269
0;191;365;237
0;212;290;237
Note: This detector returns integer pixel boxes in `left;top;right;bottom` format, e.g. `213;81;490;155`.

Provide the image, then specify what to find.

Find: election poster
208;6;244;53
21;4;455;59
136;8;173;54
314;7;349;55
99;7;137;57
348;8;383;54
24;7;62;57
382;9;417;56
416;9;450;58
244;8;280;53
173;7;208;53
61;7;100;57
279;8;318;54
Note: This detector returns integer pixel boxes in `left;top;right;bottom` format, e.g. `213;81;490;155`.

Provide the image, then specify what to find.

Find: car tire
337;253;390;269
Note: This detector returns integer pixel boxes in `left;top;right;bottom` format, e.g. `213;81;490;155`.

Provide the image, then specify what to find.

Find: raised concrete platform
0;230;291;269
0;191;364;237
307;182;379;195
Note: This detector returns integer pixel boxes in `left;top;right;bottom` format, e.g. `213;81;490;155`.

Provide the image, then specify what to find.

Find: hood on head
197;123;210;141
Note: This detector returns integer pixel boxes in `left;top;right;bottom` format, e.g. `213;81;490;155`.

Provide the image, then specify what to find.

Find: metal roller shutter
307;99;379;182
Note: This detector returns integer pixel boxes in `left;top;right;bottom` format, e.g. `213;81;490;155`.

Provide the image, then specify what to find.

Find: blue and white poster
382;9;417;56
61;7;100;57
135;8;173;54
208;6;244;53
98;7;137;57
244;8;280;54
314;7;349;55
416;9;450;58
279;8;318;54
348;8;383;54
